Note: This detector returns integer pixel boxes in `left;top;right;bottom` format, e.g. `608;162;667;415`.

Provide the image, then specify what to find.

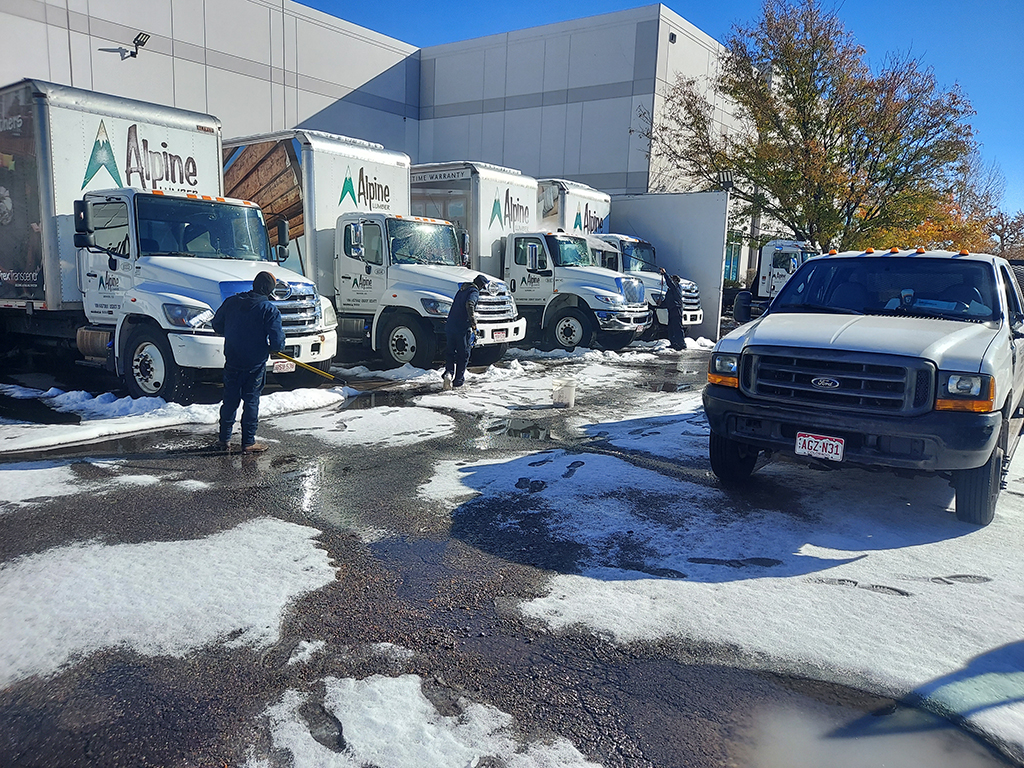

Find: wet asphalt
0;347;1018;767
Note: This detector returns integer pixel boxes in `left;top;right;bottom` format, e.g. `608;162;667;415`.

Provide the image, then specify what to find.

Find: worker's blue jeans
219;363;266;445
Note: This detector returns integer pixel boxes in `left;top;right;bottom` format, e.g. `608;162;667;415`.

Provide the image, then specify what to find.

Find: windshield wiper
774;302;862;315
144;251;194;257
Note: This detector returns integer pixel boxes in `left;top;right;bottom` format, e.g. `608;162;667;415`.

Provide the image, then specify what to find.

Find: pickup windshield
136;196;272;261
545;235;593;267
772;257;999;322
387;219;461;266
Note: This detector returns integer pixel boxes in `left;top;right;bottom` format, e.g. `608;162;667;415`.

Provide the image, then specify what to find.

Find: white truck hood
134;257;312;309
722;312;999;373
388;264;510;297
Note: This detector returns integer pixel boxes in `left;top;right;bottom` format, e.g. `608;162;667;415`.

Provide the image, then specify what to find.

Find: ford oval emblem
811;377;840;389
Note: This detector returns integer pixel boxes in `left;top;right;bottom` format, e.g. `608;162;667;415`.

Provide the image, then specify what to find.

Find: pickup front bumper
703;383;1001;472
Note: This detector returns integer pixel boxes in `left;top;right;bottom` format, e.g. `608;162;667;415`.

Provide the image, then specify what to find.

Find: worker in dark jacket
659;267;686;350
212;271;285;453
443;274;488;389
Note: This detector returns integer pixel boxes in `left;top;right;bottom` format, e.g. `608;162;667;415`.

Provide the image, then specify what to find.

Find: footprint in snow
930;574;992;585
515;477;547;493
687;556;783;568
810;577;911;597
528;458;553;467
562;460;585;478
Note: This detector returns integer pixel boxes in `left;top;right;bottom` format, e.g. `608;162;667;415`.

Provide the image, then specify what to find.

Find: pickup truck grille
739;347;935;415
477;284;518;323
273;281;322;337
681;283;701;312
622;278;645;305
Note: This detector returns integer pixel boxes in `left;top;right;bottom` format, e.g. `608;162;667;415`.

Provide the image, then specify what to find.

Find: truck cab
753;239;818;303
504;231;650;350
592;233;703;336
336;212;525;367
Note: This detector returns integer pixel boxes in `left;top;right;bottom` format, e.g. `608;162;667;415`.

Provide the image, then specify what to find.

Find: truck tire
469;343;508;368
953;445;1002;526
381;313;436;369
124;325;194;403
276;359;333;390
709;431;758;484
547;308;594;351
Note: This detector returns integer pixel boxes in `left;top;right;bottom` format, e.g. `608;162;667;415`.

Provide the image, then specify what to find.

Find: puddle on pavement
636;380;693;393
483;417;551;440
744;702;1011;767
0;392;80;425
344;389;413;409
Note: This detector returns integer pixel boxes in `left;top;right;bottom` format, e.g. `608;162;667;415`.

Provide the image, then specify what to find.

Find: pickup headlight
421;298;452;316
935;372;995;412
320;296;338;328
163;304;214;329
594;293;624;305
708;352;740;388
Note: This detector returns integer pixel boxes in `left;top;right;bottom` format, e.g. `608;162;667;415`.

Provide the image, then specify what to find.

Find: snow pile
0;517;336;687
254;674;601;768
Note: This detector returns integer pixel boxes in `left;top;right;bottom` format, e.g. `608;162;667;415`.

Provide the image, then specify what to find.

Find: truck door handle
86;272;97;278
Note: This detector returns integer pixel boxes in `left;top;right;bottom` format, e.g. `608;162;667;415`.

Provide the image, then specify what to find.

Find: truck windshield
545;235;593;267
136;196;271;261
387;219;460;266
622;242;658;274
773;258;999;322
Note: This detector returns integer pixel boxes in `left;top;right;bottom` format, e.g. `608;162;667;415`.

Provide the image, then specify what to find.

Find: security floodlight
717;170;734;192
130;32;150;57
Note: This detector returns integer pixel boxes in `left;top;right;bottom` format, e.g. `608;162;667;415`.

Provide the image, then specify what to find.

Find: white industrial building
0;0;749;336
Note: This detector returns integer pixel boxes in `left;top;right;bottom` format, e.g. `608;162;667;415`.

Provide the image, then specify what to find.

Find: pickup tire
124;325;194;403
547;308;594;351
381;313;436;369
953;445;1002;526
469;343;508;368
709;432;758;484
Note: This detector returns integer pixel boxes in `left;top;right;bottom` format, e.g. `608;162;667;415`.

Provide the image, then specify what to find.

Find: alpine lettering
124;124;198;190
340;166;391;210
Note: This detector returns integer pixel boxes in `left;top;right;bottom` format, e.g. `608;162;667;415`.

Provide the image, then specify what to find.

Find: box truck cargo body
538;178;610;236
0;79;336;403
224;132;524;368
413;162;649;351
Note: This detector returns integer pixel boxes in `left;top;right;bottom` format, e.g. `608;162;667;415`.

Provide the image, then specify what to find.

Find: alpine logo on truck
82;120;201;191
489;188;531;231
339;165;391;211
574;203;605;234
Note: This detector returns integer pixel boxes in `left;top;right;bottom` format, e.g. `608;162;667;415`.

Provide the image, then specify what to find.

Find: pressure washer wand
273;352;347;385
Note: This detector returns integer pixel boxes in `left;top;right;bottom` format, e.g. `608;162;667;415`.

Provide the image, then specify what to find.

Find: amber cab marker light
916;247;926;253
865;247;875;253
828;249;837;255
960;249;970;255
890;247;899;253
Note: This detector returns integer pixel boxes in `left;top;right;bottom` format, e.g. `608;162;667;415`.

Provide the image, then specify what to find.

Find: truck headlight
320;296;338;328
594;294;624;305
936;372;995;412
421;298;452;316
708;353;740;388
163;304;214;329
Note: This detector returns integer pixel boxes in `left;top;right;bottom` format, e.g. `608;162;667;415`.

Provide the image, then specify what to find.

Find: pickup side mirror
733;290;752;324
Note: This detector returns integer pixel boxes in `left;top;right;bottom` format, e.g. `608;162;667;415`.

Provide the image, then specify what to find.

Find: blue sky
302;0;1024;215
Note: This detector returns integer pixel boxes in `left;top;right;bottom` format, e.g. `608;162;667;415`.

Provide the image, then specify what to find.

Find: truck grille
739;347;935;416
622;278;645;305
477;283;518;323
273;281;322;337
681;283;701;312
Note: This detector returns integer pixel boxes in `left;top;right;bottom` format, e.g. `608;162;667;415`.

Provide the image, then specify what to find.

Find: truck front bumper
168;329;339;369
475;316;528;346
654;308;704;327
703;383;1001;472
594;306;651;333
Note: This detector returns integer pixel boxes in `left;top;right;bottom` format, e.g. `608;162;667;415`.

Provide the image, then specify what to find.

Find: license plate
493;330;507;341
273;360;296;373
795;431;844;462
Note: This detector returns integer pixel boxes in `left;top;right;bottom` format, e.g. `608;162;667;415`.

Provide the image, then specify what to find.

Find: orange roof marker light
865;247;875;254
916;247;926;253
960;249;970;256
828;249;838;255
890;247;900;253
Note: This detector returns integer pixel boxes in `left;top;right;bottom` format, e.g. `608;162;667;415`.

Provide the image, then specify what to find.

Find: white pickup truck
704;248;1024;525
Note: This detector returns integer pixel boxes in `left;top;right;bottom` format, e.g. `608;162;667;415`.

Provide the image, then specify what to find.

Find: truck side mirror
74;199;94;234
277;218;290;247
527;242;539;271
733;291;752;324
349;222;364;260
459;230;471;266
74;232;96;249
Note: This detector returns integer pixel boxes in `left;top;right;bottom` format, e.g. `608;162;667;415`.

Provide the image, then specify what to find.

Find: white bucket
552;378;577;408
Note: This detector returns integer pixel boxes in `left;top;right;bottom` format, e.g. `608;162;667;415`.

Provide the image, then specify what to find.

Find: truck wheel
469;343;508;368
276;359;333;390
953;445;1003;526
124;325;194;403
547;308;594;351
596;330;635;351
381;314;436;369
709;432;758;484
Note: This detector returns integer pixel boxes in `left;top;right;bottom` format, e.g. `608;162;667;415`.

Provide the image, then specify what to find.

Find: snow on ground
0;517;336;688
0;383;352;454
251;674;601;768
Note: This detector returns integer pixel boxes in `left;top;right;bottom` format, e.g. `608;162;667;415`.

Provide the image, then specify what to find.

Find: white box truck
537;178;610;235
0;79;337;403
224;132;525;368
412;163;649;351
592;233;704;338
